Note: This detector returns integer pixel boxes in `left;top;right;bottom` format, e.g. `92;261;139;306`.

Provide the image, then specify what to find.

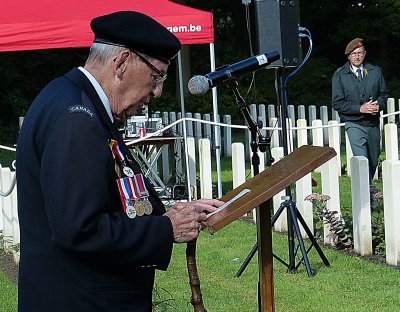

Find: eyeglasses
349;51;366;57
131;50;167;84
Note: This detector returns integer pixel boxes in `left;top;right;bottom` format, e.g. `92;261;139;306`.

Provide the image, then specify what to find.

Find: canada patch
68;105;95;118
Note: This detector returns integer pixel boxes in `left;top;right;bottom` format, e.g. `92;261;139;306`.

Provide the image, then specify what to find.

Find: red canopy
0;0;214;52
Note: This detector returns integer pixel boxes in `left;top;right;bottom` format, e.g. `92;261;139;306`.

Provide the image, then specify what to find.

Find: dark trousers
345;121;380;183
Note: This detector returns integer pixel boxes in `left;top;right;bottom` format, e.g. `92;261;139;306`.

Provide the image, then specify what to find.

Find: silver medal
126;206;137;219
143;199;153;215
122;166;134;177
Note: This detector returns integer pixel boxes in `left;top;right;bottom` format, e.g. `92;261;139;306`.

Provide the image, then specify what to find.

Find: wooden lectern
205;145;336;312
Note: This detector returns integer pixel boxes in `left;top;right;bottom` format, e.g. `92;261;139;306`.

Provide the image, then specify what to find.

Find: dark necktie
356;68;363;81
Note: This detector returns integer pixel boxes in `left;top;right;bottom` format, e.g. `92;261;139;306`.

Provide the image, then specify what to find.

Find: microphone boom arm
227;81;272;174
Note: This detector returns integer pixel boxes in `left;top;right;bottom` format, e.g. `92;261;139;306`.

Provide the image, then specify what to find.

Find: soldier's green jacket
332;62;388;126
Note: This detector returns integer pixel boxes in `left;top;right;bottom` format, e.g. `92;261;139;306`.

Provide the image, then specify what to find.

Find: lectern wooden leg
256;200;274;312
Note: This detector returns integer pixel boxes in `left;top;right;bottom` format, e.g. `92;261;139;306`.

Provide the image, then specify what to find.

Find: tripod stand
235;67;330;277
235;193;330;277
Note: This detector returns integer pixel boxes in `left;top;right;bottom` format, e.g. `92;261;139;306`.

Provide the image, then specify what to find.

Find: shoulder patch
68;105;95;118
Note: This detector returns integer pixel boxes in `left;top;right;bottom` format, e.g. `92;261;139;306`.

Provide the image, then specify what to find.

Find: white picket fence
0;152;19;263
2;99;400;266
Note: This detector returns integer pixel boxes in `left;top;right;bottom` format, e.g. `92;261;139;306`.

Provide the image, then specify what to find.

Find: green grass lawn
2;221;400;311
155;220;400;312
0;269;17;312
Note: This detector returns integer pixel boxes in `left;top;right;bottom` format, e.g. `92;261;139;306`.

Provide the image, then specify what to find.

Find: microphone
188;51;280;95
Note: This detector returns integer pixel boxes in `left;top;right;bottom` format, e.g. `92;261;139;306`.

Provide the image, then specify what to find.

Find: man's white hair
85;43;125;66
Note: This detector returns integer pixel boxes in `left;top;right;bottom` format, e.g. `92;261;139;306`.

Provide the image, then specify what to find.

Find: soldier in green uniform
332;38;388;183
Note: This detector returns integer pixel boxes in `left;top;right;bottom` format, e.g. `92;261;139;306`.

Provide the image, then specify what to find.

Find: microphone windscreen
188;75;210;95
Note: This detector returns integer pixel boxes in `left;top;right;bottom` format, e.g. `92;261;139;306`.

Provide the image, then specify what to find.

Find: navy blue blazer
16;68;174;312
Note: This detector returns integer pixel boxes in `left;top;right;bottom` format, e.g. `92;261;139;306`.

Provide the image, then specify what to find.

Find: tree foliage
175;0;400;116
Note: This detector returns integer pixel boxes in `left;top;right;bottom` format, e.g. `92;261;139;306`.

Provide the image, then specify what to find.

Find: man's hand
164;199;224;243
360;99;379;115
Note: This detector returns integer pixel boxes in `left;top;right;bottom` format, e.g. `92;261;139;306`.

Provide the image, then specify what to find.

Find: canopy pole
177;50;193;202
210;43;222;198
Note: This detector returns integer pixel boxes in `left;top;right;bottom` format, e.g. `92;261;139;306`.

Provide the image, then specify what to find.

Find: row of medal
117;175;153;219
125;198;152;219
109;139;153;219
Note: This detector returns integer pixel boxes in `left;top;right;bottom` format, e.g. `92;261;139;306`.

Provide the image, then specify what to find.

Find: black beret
91;11;181;64
345;38;364;55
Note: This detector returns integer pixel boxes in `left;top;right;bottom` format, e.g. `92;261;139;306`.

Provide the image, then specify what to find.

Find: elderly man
332;38;388;183
16;11;222;312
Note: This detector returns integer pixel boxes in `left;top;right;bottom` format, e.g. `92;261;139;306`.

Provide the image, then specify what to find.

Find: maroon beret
91;11;181;64
345;38;364;55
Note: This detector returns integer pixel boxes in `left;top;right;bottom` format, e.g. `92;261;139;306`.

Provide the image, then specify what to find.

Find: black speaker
254;0;301;68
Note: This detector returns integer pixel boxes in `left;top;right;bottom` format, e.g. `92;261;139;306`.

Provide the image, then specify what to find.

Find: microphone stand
227;81;275;311
235;68;330;279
